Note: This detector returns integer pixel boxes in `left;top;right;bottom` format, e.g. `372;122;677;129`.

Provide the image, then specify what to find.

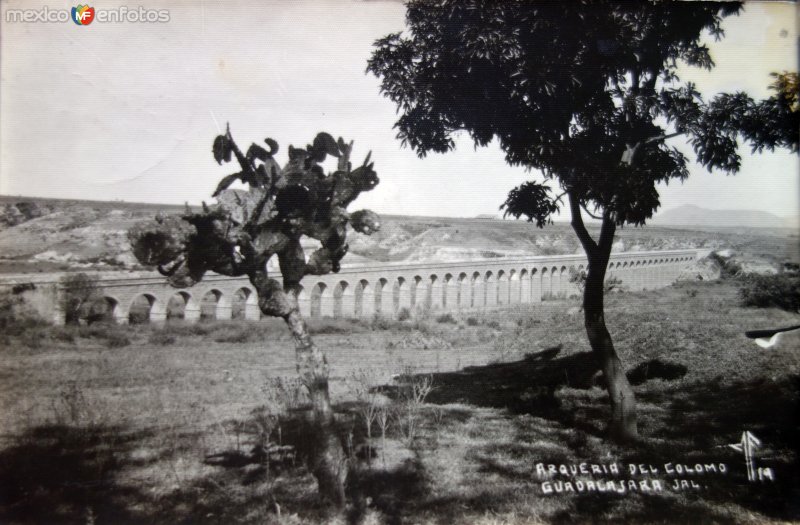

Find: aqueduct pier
2;250;698;325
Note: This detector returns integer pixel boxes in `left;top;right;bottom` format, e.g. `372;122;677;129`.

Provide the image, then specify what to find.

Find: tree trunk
583;256;638;441
568;198;637;442
283;309;348;506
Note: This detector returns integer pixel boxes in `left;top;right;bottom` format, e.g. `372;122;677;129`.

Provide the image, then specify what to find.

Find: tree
128;125;381;506
368;0;796;441
60;273;100;325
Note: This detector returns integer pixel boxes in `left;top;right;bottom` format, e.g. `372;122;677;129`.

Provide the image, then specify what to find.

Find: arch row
84;285;260;325
77;252;696;324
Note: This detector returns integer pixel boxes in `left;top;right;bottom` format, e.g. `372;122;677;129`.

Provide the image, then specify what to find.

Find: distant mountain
651;205;796;228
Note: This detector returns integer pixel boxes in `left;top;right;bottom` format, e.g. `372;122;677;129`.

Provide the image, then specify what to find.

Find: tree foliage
128;126;380;316
368;1;793;228
368;0;796;441
60;273;100;325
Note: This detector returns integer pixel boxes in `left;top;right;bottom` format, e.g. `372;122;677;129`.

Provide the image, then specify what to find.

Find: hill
651;204;795;228
0;196;796;274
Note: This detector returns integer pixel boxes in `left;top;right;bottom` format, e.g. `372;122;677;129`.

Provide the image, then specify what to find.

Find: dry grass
0;280;798;523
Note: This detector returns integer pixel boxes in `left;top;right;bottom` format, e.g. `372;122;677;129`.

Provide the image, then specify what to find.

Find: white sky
1;0;797;220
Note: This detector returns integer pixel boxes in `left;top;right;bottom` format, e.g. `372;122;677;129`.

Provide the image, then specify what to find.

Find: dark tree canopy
368;0;794;228
368;0;797;441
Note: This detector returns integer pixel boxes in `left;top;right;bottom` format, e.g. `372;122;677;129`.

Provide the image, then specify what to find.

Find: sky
1;0;798;221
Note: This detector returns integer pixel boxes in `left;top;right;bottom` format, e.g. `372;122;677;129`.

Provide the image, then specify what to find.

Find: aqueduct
2;250;697;325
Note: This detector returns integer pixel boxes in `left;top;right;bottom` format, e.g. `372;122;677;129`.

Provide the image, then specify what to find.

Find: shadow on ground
0;424;153;524
1;350;796;523
398;349;800;523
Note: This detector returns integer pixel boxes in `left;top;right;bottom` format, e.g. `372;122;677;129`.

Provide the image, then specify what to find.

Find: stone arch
559;266;568;298
508;269;520;304
530;268;541;302
231;287;259;320
427;274;443;310
634;261;643;290
549;266;559;299
565;265;578;298
457;272;470;309
200;289;227;320
296;285;310;317
410;275;423;309
485;271;497;307
129;293;165;324
471;271;484;308
310;282;328;318
333;281;353;318
519;269;530;304
166;291;198;322
443;273;455;309
497;270;509;305
394;277;411;313
375;277;392;315
540;267;550;301
88;295;122;324
355;279;373;317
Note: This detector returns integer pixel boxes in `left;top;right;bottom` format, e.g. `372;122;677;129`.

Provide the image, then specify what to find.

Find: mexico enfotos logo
5;5;170;24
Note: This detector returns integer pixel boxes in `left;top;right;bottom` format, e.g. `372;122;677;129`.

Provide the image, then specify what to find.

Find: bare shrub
348;369;383;466
392;368;435;445
375;405;391;468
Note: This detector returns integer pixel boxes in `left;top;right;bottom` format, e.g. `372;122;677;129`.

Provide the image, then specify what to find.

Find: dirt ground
0;278;798;524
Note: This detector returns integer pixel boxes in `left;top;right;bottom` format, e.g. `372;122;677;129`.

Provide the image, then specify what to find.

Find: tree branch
598;211;617;257
622;131;686;166
643;131;684;145
581;204;603;220
569;192;598;256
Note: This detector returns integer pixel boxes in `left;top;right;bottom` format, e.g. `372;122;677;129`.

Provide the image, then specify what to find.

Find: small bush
0;290;48;336
370;315;393;331
466;317;479;327
212;324;256;343
159;322;210;337
709;252;743;279
397;307;412;321
76;323;132;348
739;273;800;312
60;273;101;325
149;331;177;346
127;309;150;325
486;320;501;330
104;332;131;348
435;312;457;324
51;326;77;344
20;328;46;349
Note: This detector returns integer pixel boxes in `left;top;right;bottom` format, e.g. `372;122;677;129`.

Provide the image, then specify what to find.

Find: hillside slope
651;204;795;228
0;196;796;274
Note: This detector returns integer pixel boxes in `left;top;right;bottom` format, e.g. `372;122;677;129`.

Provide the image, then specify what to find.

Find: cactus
128;125;381;506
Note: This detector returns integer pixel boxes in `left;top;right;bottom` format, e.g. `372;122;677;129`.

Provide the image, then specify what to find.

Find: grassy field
0;279;798;524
